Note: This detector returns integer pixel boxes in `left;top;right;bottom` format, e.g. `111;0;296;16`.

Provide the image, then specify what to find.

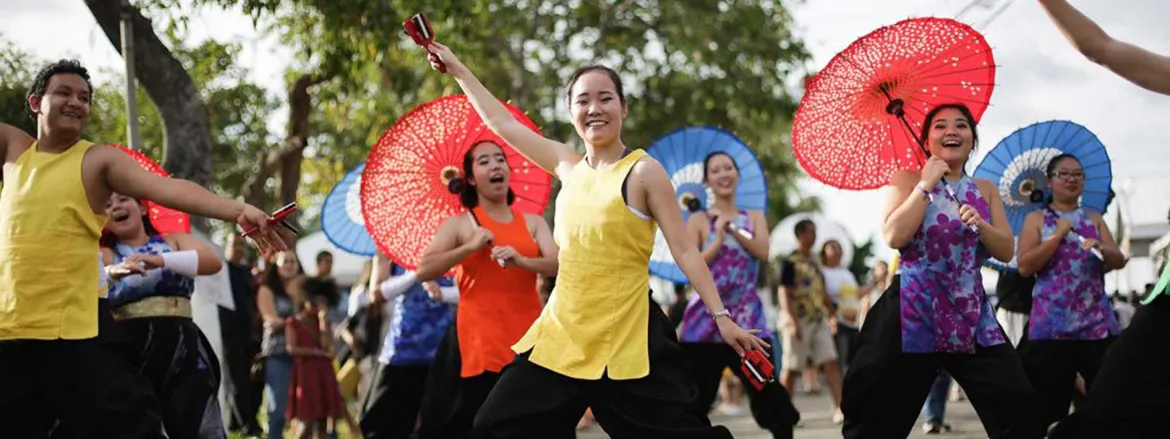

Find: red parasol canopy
360;95;552;270
111;144;191;235
792;17;996;190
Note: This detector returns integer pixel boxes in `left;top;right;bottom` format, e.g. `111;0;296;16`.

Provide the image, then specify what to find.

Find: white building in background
1108;175;1170;295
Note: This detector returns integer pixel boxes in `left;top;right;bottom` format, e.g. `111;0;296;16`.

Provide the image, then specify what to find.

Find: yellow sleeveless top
0;139;107;340
512;149;657;380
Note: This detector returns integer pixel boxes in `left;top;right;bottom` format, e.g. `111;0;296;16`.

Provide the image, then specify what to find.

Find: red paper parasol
110;144;191;235
792;17;996;190
361;95;552;270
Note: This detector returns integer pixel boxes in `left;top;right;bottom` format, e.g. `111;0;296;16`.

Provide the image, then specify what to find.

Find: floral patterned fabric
680;211;768;343
1028;208;1120;340
898;176;1006;353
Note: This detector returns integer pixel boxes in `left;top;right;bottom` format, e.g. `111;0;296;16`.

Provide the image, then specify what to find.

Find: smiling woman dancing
1039;1;1170;437
420;42;766;438
840;103;1046;439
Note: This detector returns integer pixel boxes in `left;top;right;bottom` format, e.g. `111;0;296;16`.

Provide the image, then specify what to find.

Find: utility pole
120;0;141;150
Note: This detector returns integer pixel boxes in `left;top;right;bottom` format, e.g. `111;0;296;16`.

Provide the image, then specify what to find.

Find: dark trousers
471;298;732;439
834;324;860;372
0;299;166;439
360;362;431;438
1049;295;1170;438
682;341;799;439
416;319;502;439
115;316;226;439
1017;332;1114;428
841;278;1047;439
221;310;263;434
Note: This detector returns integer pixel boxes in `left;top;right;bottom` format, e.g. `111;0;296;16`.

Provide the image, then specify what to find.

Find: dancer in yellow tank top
0;60;286;438
418;42;766;438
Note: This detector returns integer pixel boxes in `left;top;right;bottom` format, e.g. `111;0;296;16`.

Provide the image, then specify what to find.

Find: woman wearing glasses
1015;154;1126;429
1040;2;1170;437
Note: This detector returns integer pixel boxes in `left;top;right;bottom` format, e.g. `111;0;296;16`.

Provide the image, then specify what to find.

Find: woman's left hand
716;318;771;357
958;204;986;229
490;246;521;265
125;253;165;270
1082;238;1101;250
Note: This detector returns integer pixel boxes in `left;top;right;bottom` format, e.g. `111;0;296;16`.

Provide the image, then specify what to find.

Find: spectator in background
316;251;334;281
220;232;264;437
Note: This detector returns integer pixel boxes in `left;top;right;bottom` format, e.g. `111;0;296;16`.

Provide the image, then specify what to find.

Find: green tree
206;1;823;224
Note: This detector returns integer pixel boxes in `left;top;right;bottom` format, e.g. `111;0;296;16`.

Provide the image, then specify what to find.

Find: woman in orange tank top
413;140;559;439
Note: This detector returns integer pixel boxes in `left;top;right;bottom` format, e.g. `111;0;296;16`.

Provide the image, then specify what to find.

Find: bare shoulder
973;178;998;198
889;169;921;188
522;212;547;229
1;124;34;162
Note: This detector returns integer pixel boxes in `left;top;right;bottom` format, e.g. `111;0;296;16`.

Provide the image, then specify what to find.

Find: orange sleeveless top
454;206;544;377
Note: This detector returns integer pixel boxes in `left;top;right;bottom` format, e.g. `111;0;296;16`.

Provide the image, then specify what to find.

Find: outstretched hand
238;205;291;258
717;318;771;357
425;42;467;77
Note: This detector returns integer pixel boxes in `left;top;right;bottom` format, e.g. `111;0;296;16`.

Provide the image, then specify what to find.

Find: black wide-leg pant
471;297;732;439
681;341;799;439
841;277;1047;439
1017;330;1114;428
416;318;502;439
1049;294;1170;439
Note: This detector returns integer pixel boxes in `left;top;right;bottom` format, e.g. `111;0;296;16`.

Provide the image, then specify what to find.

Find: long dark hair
99;198;161;249
262;253;303;299
446;141;516;209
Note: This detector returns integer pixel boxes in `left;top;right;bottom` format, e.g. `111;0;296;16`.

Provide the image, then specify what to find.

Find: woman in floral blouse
1015;153;1126;429
840;103;1046;439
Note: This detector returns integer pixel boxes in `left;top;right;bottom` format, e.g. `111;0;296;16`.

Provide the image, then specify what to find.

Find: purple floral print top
680;211;769;343
899;176;1006;353
1028;208;1120;340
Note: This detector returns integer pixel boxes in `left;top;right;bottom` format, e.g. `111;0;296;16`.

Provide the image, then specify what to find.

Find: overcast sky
3;0;1168;286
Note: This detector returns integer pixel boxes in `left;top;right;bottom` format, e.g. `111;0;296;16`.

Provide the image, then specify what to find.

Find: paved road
576;392;988;439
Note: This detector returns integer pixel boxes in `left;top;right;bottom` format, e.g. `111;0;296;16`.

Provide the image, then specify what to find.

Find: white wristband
380;271;419;301
439;285;460;304
161;250;200;277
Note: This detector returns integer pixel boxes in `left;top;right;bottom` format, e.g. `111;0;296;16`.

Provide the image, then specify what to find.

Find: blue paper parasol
644;126;768;283
972;120;1112;270
321;162;378;256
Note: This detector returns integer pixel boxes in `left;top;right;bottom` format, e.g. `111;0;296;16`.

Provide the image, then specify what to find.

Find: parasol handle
684;198;755;240
1045;206;1105;261
1076;235;1105;261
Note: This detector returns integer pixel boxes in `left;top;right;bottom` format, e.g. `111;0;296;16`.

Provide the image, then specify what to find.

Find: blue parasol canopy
321;162;379;256
972;120;1112;271
644;126;768;283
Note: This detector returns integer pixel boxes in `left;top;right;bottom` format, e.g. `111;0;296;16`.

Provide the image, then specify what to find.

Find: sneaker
922;422;953;434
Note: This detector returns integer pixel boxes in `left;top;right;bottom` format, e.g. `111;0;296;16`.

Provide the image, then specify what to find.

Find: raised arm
636;159;767;356
424;42;581;175
95;145;286;254
1039;0;1170;95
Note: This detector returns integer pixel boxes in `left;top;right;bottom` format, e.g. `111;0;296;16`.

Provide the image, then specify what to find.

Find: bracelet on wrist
710;309;731;320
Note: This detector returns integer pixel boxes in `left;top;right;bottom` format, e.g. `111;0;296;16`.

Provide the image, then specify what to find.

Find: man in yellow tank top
0;60;287;438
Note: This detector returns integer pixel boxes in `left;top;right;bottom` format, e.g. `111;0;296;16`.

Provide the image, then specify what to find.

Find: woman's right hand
918;156;949;189
464;227;494;252
426;42;468;78
106;259;147;280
